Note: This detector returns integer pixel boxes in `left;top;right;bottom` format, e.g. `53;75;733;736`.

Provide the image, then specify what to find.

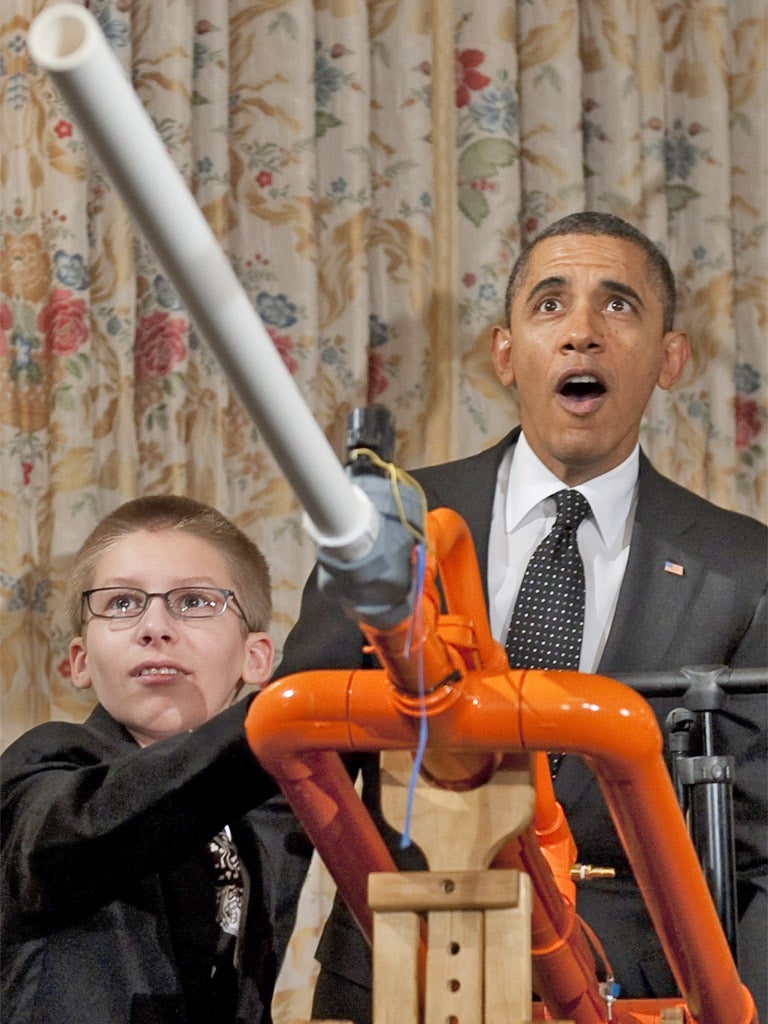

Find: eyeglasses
81;587;248;625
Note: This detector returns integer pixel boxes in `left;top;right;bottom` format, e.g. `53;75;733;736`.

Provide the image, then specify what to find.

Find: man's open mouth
558;373;607;401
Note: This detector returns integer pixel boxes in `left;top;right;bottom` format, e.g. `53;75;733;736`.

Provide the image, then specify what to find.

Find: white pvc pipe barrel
29;3;376;558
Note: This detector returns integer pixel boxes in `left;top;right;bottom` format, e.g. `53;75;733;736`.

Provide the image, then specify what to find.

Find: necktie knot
553;488;591;531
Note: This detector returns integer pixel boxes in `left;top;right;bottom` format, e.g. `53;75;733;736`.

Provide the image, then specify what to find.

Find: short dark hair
503;211;677;332
67;495;272;634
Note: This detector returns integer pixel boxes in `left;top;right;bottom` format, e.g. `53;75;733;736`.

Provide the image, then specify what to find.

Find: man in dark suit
270;212;767;1022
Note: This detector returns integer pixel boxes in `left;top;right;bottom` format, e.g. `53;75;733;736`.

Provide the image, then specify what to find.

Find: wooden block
380;750;535;871
484;874;532;1024
369;870;533;1024
368;868;521;913
425;908;484;1024
372;909;420;1024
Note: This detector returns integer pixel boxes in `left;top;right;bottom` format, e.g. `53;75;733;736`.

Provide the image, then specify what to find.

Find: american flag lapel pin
664;560;684;576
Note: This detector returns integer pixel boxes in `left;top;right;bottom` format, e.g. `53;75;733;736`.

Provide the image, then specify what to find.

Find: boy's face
69;529;273;746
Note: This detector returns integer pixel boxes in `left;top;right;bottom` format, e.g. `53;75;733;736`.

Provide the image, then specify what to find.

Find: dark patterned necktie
505;489;591;775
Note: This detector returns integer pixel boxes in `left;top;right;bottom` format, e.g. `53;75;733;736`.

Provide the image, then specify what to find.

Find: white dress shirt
488;431;639;672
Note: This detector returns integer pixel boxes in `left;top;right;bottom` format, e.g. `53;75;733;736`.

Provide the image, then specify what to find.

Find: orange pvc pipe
533;750;578;907
358;505;508;698
532;1000;694;1022
425;506;508;673
514;669;754;1024
247;667;756;1024
248;672;607;1023
268;746;397;941
247;663;757;1024
242;666;409;939
492;826;607;1022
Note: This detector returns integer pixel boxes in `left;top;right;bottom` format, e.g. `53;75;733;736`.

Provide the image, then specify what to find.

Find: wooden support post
361;751;570;1023
369;869;532;1024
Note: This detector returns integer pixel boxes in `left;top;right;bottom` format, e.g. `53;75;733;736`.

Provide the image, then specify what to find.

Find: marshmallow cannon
242;475;757;1024
29;8;758;1022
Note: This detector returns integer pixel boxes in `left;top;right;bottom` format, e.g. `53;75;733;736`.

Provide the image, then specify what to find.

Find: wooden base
369;868;533;1024
362;750;542;1024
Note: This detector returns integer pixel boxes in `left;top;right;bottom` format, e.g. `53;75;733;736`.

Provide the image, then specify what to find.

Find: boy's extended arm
1;698;277;922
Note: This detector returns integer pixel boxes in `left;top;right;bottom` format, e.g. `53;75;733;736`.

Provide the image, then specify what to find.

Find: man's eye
538;297;561;313
608;296;632;312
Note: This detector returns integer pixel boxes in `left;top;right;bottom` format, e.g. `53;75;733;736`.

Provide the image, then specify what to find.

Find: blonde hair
66;495;271;634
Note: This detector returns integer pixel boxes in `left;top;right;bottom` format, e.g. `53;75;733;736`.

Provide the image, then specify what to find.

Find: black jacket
1;699;279;1024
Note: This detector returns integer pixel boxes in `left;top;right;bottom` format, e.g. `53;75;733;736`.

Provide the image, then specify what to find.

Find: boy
1;495;280;1024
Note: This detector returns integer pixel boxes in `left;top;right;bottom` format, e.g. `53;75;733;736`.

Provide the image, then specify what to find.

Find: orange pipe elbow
514;669;751;1024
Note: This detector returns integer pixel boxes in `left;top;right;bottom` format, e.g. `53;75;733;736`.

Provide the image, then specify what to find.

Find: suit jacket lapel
598;453;706;675
416;427;519;608
555;454;705;813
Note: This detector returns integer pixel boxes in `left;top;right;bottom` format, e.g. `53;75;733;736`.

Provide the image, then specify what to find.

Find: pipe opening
29;6;91;69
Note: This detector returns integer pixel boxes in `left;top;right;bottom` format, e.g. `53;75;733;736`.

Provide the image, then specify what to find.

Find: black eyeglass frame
80;586;250;628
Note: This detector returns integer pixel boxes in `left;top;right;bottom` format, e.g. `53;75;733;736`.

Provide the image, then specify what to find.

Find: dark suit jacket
272;429;768;1017
0;700;279;1024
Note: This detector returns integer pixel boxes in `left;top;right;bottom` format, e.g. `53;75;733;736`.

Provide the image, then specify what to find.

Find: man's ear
657;330;691;391
491;325;516;387
241;633;275;688
69;637;93;690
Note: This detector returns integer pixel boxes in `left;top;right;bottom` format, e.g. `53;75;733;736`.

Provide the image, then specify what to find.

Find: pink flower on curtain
367;350;388;400
267;329;298;374
37;287;88;355
735;394;762;450
0;302;12;353
54;119;73;139
134;310;187;380
455;49;491;108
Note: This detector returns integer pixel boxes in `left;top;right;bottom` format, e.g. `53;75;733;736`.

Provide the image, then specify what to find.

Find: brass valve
570;863;617;881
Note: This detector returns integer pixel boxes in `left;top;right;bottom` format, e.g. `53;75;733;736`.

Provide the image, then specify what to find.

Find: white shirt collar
505;431;639;549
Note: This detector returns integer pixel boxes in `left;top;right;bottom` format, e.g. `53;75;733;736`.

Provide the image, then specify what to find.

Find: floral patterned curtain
2;0;766;1016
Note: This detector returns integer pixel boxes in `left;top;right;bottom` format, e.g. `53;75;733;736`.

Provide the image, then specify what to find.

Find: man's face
69;530;273;746
491;234;690;485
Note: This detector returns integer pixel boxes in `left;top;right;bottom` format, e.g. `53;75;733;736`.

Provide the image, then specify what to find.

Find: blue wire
400;542;428;849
